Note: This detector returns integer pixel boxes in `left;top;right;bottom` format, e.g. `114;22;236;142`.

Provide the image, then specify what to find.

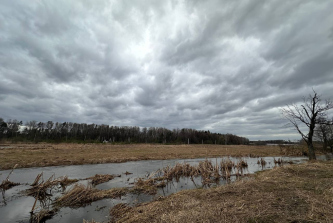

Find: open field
110;160;333;223
0;143;304;170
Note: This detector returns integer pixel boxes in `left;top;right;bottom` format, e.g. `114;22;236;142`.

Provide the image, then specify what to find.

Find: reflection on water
0;156;311;223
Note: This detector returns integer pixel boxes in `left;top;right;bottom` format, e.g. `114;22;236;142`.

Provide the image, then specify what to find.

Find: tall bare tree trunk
308;143;316;160
308;125;316;160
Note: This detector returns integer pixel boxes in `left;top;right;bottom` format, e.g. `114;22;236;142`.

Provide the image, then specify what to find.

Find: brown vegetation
0;180;19;190
0;143;300;170
27;173;58;199
111;160;333;222
54;184;129;208
30;208;58;223
279;144;305;156
257;157;267;166
26;173;78;200
132;159;249;195
0;164;20;190
110;204;133;222
59;176;79;189
86;174;120;186
132;178;163;195
26;173;79;222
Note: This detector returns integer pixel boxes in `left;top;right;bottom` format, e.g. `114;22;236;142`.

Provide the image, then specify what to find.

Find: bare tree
281;90;333;160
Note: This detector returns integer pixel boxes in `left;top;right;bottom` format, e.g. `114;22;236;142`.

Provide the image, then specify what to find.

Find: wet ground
0;155;319;223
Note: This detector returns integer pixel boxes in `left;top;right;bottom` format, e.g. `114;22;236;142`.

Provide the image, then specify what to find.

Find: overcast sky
1;0;333;140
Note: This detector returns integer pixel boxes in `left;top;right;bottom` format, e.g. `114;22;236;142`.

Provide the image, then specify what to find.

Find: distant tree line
0;118;249;145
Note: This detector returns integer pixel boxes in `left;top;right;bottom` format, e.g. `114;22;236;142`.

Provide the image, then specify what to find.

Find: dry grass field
0;143;302;170
110;160;333;223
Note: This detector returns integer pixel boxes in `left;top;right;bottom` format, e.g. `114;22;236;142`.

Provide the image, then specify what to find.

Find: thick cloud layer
1;0;333;140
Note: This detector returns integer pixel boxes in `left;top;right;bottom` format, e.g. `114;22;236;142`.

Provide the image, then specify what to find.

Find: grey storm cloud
1;0;333;140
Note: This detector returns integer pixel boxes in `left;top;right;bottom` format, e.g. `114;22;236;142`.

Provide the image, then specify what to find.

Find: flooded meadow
0;156;310;222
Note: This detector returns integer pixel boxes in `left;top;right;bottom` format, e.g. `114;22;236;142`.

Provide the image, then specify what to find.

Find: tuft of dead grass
0;180;20;190
86;174;120;186
110;203;133;222
131;178;166;195
59;176;79;189
111;160;333;223
54;184;129;208
27;173;62;200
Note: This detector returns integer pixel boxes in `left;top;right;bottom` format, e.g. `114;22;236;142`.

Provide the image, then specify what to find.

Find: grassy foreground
0;143;296;170
110;160;333;223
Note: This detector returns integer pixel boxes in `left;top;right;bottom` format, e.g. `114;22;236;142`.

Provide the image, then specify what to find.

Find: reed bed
257;157;267;166
273;158;294;165
274;158;282;165
27;173;79;220
59;176;79;189
26;171;79;220
86;174;120;186
198;159;219;185
132;177;167;195
27;173;63;200
161;159;249;185
236;158;248;168
132;158;250;194
54;184;128;208
162;163;199;181
220;158;234;170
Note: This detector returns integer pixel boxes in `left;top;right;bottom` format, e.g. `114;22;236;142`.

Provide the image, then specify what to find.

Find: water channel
0;156;317;222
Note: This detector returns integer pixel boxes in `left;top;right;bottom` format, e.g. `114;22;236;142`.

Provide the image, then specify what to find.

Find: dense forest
0;118;249;145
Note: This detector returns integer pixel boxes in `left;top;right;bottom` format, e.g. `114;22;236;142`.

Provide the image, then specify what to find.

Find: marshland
0;143;302;170
1;143;332;222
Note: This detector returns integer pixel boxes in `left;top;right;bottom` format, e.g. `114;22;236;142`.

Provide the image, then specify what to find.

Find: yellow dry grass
0;143;297;170
54;184;128;208
112;160;333;223
86;174;119;186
